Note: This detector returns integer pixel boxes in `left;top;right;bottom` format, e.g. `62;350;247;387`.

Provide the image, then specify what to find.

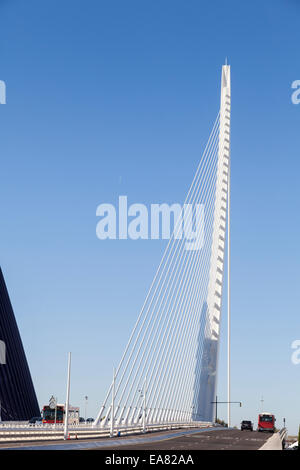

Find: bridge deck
0;427;272;451
97;428;271;451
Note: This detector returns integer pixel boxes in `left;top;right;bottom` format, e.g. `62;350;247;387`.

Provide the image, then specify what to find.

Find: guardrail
259;428;287;451
279;427;287;449
0;421;213;443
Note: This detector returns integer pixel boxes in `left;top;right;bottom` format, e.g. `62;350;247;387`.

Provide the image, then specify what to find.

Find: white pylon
93;64;231;428
197;64;231;423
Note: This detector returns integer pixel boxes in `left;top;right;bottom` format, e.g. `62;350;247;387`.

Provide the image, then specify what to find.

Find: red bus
42;404;79;424
258;413;276;432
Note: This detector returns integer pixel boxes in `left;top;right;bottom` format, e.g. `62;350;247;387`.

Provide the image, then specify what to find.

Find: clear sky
0;0;299;434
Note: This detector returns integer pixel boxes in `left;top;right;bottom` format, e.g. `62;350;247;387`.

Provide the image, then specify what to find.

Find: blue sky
0;0;300;434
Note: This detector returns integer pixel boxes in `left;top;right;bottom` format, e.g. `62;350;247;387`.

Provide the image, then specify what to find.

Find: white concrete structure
195;65;231;424
94;65;231;429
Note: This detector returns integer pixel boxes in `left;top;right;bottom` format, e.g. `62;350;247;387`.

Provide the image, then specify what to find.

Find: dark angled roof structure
0;267;40;421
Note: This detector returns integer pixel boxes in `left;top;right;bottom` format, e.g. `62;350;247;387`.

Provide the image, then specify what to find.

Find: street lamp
85;396;88;423
138;376;147;433
211;395;242;425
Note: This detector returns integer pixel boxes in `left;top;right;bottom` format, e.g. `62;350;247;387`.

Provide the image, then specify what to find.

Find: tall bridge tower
94;64;231;428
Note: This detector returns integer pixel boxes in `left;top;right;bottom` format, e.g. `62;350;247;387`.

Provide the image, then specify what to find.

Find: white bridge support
94;64;231;430
194;65;231;423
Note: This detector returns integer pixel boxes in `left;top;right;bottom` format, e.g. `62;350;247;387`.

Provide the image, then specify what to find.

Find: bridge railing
0;421;213;442
279;427;287;449
259;428;288;451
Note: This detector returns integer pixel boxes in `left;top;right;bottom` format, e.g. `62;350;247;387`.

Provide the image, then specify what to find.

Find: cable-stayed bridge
0;66;290;451
94;64;232;432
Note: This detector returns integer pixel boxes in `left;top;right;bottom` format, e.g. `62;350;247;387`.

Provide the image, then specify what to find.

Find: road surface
0;427;272;451
94;428;270;451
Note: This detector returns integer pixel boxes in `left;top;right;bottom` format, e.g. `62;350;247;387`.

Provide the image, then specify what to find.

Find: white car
286;441;298;450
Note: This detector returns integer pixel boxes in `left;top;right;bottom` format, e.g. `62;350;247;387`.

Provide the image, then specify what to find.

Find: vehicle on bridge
285;441;299;450
28;416;43;425
42;404;80;425
257;412;276;432
241;420;253;431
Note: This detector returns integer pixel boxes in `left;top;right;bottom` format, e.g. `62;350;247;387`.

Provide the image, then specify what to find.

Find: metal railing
0;421;213;443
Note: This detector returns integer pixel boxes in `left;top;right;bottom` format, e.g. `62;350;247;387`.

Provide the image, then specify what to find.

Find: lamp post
211;396;242;425
110;368;115;438
54;399;57;427
138;377;147;433
85;396;88;423
142;377;147;433
63;352;72;440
